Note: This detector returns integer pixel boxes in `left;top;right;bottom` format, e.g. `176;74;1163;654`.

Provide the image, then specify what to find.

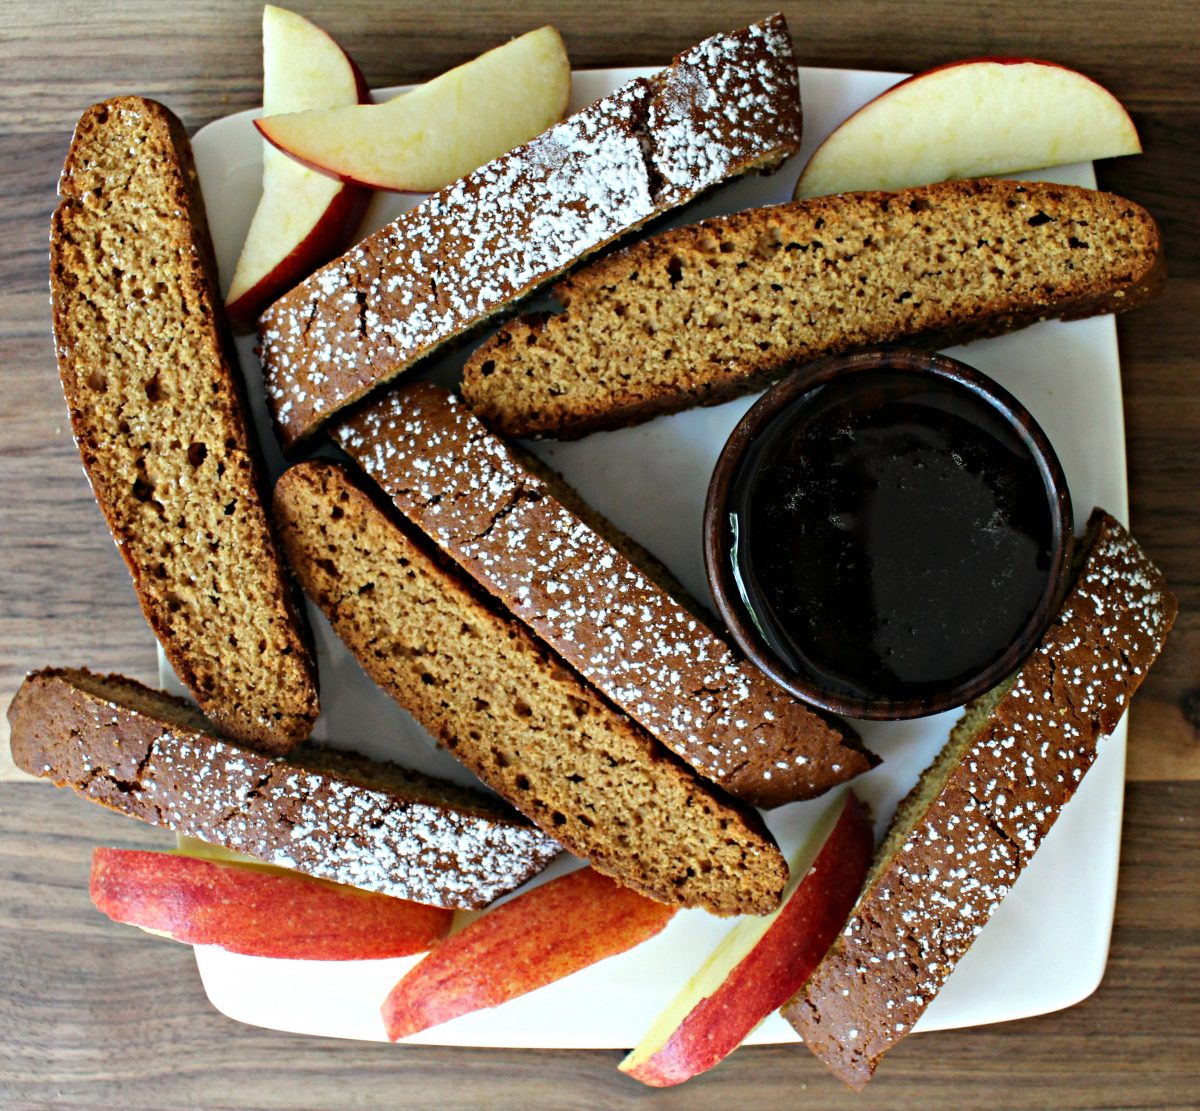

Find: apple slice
381;866;675;1041
90;847;452;960
795;58;1141;199
225;5;371;332
620;792;873;1086
256;26;570;192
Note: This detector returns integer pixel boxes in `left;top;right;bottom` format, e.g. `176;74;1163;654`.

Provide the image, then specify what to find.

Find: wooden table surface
2;2;1197;1108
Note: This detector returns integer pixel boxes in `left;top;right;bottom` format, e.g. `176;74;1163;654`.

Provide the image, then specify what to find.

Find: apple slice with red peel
382;866;676;1041
225;5;371;333
620;792;873;1087
257;26;570;193
90;847;452;960
795;58;1141;199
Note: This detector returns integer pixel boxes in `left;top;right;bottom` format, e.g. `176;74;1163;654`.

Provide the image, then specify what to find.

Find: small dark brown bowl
703;347;1074;721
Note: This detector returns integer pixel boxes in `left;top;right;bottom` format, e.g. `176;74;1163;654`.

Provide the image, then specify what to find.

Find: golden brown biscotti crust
781;510;1177;1089
461;178;1165;438
271;460;789;917
50;96;318;752
8;668;560;910
334;383;874;808
257;14;803;450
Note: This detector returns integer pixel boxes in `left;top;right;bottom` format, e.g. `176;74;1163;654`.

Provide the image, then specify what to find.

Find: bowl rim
702;346;1075;721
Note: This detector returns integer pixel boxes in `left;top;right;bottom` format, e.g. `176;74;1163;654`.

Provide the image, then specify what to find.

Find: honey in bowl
705;349;1073;720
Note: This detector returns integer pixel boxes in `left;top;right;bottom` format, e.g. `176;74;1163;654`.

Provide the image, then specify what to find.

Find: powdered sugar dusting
334;384;869;808
784;512;1176;1086
258;16;801;448
652;16;799;195
35;675;560;910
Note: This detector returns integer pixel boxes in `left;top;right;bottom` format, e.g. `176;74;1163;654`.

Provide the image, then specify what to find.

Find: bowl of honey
704;348;1074;720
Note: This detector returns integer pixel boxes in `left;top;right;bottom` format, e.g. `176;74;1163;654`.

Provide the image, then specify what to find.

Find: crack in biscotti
470;488;528;542
353;290;369;339
630;79;667;204
214;767;275;827
301;299;319;337
965;784;1026;868
78;760;167;826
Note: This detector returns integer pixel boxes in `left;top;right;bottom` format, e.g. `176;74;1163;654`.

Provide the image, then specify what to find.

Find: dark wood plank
2;1;1198;1106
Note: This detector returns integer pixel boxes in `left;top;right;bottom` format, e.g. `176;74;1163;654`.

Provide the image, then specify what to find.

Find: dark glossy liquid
729;369;1055;703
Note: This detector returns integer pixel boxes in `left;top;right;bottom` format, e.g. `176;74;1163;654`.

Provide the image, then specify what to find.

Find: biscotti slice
8;668;560;910
50;97;318;751
258;14;803;450
780;510;1176;1089
272;460;789;917
461;178;1165;437
333;383;874;808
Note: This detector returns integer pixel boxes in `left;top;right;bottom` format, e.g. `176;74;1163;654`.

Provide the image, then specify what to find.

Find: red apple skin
823;57;1104;138
90;848;451;960
861;56;1132;115
621;794;873;1087
254;118;356;185
382;867;677;1041
225;15;373;333
347;52;370;105
796;57;1139;199
225;182;370;333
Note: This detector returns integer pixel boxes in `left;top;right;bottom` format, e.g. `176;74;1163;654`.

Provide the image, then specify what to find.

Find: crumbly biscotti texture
50;96;318;752
8;668;560;910
257;14;803;450
461;178;1165;438
271;460;789;917
781;510;1177;1089
334;384;874;808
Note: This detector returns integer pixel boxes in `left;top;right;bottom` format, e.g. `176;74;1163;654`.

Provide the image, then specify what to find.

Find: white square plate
171;63;1130;1047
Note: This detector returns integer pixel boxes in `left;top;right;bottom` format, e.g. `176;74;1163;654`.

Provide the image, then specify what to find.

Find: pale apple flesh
256;26;571;193
90;847;452;960
381;866;677;1041
260;3;368;113
225;4;371;333
795;58;1141;199
619;792;874;1087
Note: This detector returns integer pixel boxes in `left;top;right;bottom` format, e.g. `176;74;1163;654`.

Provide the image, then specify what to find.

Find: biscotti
272;460;789;917
50;97;318;751
8;668;560;910
461;178;1165;438
780;510;1176;1089
257;15;803;450
334;383;874;808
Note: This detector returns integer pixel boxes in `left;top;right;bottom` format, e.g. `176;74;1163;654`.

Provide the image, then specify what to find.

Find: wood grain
2;1;1197;1106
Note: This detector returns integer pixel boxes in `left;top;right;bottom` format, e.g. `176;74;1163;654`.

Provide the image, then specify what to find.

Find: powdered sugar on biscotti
8;668;560;910
140;737;557;908
782;511;1177;1089
962;521;1175;858
334;384;873;808
258;15;802;449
